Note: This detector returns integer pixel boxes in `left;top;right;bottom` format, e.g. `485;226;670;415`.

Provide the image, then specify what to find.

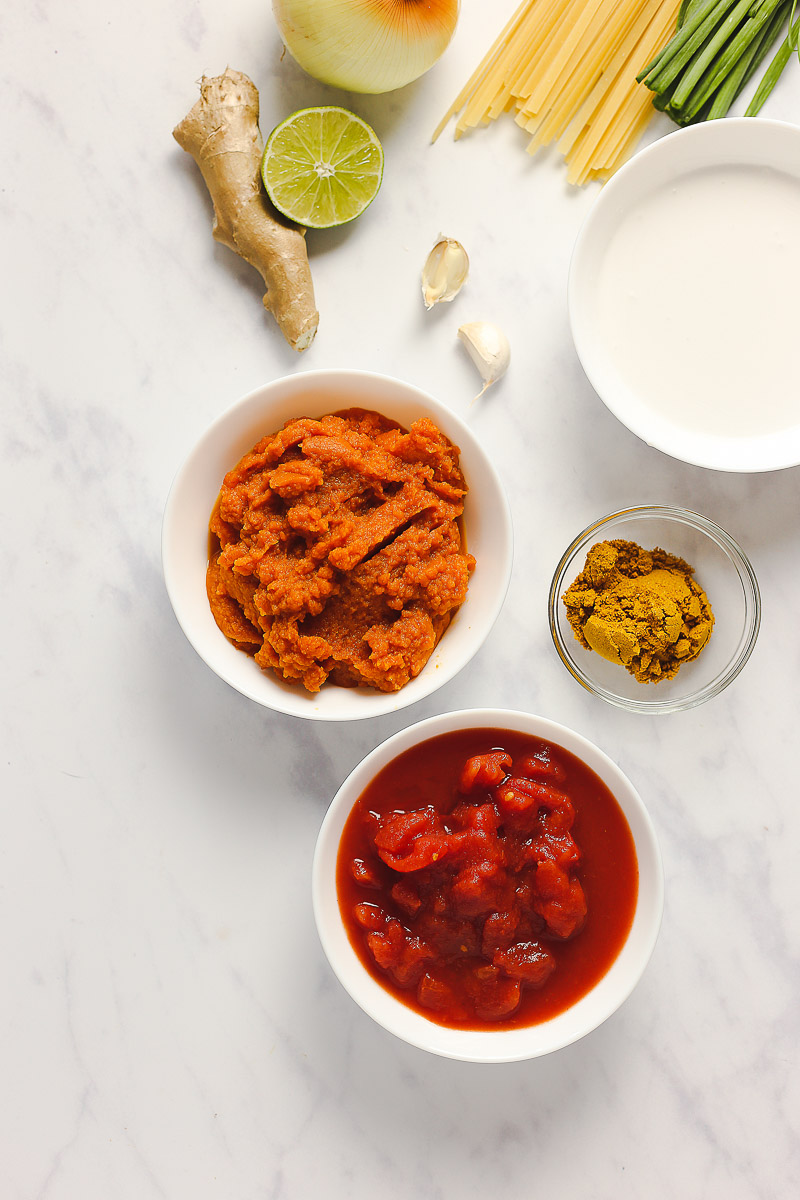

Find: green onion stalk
638;0;800;124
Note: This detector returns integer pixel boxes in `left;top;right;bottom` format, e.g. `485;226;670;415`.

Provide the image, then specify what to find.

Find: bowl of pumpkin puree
162;370;513;721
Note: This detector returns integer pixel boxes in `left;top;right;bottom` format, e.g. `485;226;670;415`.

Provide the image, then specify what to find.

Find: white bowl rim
569;117;800;473
548;505;761;715
312;707;664;1062
161;369;513;722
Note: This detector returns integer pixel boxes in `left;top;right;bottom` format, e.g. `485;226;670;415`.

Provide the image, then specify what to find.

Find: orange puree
206;408;475;693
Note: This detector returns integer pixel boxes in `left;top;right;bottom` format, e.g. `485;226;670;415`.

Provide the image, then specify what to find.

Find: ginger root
173;68;318;352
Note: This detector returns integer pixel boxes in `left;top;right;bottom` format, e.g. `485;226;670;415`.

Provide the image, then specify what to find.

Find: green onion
671;0;770;113
675;0;787;121
639;0;799;124
745;5;800;112
707;3;790;117
638;1;740;90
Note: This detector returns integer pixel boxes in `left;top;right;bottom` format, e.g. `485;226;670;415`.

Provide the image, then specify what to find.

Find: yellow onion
272;0;460;94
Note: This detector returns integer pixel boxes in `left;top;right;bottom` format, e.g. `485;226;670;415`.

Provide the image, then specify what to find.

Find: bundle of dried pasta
433;0;682;185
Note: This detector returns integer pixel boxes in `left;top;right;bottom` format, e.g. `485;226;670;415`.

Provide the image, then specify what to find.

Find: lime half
262;106;384;229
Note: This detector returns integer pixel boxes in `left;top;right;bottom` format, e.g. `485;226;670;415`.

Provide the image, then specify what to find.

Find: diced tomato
517;750;567;784
391;937;434;988
494;941;555;986
353;902;386;932
391;880;422;917
417;972;458;1014
481;908;520;957
459;751;512;793
351;858;382;889
469;968;522;1021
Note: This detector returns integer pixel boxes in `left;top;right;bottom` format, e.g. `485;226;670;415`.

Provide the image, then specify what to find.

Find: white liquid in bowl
595;164;800;439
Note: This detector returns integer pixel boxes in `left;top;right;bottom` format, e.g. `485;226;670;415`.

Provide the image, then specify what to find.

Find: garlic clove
422;236;469;308
457;321;510;401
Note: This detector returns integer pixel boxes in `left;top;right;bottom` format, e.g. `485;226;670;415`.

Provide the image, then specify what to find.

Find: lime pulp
261;106;384;229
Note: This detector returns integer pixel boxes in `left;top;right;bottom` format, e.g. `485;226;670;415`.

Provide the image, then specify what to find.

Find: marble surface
3;2;800;1196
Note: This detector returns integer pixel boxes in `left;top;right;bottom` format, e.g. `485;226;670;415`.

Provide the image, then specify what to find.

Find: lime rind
262;106;384;229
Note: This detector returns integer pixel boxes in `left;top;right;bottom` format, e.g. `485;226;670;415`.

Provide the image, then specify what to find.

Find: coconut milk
595;164;800;438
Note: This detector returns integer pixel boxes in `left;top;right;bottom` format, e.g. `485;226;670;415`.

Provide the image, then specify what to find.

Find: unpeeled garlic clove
457;321;510;400
422;236;469;308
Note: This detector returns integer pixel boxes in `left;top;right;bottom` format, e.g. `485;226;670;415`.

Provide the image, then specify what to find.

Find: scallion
639;0;800;124
745;5;800;112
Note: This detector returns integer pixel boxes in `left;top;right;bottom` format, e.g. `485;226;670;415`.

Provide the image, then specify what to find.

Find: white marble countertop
4;2;800;1196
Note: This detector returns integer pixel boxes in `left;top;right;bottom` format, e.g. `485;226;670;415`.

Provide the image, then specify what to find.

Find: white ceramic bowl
569;118;800;471
162;371;512;721
313;708;664;1062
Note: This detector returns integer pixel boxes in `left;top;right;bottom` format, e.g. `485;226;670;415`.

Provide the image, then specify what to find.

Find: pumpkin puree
207;408;475;693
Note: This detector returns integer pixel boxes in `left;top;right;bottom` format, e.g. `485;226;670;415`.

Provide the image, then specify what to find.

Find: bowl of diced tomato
313;708;663;1062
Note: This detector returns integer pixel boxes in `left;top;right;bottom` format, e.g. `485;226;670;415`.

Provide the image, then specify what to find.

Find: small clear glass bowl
548;506;760;714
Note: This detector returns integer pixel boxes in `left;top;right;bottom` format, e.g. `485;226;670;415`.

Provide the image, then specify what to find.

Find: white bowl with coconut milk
569;119;800;472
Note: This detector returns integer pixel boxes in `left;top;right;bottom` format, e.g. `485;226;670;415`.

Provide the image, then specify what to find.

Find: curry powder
562;539;714;684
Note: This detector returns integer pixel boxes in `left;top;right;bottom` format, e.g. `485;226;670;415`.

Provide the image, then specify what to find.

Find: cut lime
261;106;384;229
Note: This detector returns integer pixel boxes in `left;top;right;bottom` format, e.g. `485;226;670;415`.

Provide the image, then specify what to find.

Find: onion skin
272;0;460;94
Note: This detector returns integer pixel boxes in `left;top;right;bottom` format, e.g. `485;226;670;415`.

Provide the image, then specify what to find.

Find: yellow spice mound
562;540;714;684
